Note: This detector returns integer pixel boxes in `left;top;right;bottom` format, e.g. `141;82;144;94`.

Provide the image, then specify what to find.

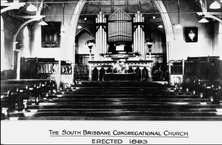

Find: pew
1;79;56;120
182;80;222;104
10;81;222;121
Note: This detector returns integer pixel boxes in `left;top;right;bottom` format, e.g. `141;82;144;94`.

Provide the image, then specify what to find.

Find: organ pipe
102;15;105;54
133;11;145;59
108;9;132;42
139;26;142;54
137;27;139;52
95;12;107;60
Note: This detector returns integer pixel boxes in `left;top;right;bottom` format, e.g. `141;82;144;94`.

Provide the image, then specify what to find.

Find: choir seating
1;79;56;120
171;56;222;105
4;80;221;121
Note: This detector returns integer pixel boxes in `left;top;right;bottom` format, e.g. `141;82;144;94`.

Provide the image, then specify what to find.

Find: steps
7;81;222;120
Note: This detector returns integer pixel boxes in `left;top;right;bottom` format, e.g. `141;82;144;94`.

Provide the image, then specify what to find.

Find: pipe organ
108;9;132;43
95;10;146;60
133;11;145;60
89;10;153;81
95;12;107;60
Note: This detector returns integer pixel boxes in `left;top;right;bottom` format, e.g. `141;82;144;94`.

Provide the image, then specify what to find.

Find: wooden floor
8;81;222;121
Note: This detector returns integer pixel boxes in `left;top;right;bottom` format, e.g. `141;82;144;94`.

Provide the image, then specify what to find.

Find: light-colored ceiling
1;0;221;23
2;0;221;17
80;0;161;23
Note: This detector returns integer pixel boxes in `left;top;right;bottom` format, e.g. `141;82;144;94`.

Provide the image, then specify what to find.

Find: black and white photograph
1;0;222;144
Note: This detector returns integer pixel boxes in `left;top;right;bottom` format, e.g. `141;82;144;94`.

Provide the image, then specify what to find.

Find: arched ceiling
1;0;221;25
2;0;221;19
81;0;158;14
80;0;161;23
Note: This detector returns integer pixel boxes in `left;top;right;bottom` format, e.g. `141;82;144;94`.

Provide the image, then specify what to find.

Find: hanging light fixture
209;0;221;9
26;3;37;12
145;39;154;48
38;19;48;25
77;25;82;29
175;0;182;29
38;1;47;26
158;24;163;28
198;15;209;23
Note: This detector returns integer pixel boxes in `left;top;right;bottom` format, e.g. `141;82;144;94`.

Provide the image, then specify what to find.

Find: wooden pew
1;79;56;120
182;80;222;104
15;81;222;120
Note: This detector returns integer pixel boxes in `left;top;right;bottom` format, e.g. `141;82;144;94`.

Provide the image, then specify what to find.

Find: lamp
175;0;182;29
38;2;47;26
209;0;221;9
86;39;95;81
145;39;154;60
198;16;209;23
86;39;95;54
145;39;154;49
77;25;82;29
158;24;163;28
175;23;182;29
26;3;37;12
38;19;48;25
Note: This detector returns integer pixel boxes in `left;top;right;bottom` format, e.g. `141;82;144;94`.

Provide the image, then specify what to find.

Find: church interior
1;0;222;120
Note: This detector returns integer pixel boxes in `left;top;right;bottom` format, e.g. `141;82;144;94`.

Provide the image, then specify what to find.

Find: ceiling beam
84;2;88;14
36;0;44;16
197;12;222;16
1;2;25;13
199;0;207;13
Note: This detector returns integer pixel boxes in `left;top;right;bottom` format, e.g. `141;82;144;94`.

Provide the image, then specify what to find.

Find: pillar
1;16;5;71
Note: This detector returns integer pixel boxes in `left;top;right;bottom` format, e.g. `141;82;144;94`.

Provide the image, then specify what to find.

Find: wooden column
15;50;21;80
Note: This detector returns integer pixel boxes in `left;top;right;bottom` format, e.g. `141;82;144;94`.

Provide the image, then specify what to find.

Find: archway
67;0;174;82
69;0;173;62
75;28;95;64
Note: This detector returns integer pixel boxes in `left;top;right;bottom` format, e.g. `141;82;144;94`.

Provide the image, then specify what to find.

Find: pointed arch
153;1;173;42
62;0;86;62
76;27;95;39
153;1;174;62
68;0;174;62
